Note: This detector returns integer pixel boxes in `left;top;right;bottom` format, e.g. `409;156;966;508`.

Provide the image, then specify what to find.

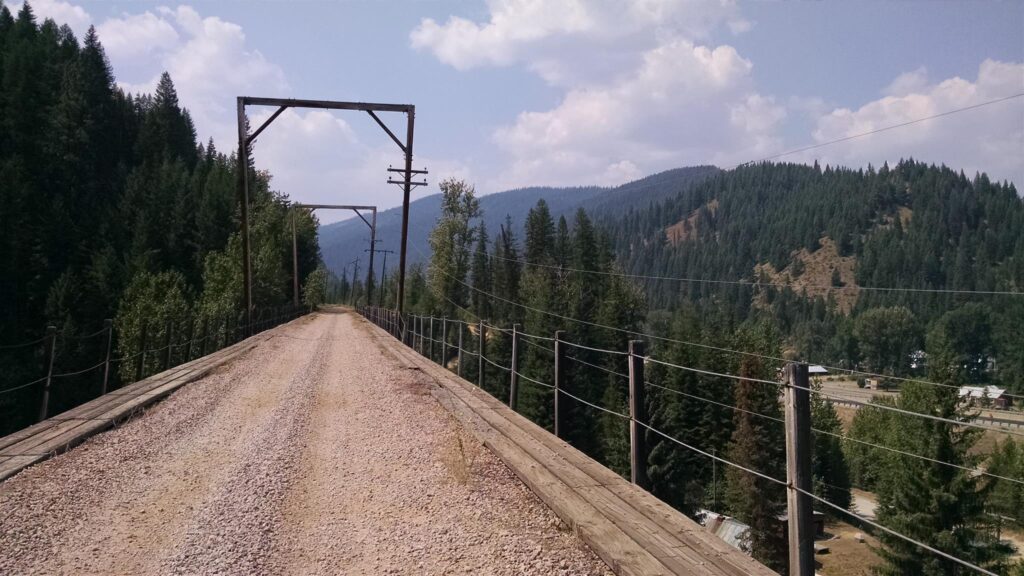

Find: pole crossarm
240;97;412;114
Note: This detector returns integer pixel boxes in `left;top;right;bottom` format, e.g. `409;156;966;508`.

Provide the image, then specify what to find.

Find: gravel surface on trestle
0;309;611;576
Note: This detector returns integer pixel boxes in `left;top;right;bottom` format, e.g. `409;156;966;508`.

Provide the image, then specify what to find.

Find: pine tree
724;355;787;573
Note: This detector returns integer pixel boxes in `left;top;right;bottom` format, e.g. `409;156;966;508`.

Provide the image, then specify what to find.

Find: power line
410;236;1024;402
483;251;1024;296
735;92;1024;168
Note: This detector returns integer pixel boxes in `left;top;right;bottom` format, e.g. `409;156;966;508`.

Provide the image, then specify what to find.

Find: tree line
0;2;324;434
410;173;1023;574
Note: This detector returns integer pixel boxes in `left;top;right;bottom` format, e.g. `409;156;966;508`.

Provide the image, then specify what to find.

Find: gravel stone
0;310;613;576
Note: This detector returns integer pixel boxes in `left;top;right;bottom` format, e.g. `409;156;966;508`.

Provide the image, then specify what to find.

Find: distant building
959;385;1012;409
808;365;829;376
699;510;750;552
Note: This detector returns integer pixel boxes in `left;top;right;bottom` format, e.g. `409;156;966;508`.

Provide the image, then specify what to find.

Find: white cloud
410;0;748;86
808;59;1024;187
883;67;928;97
98;5;288;151
11;0;91;35
488;38;783;189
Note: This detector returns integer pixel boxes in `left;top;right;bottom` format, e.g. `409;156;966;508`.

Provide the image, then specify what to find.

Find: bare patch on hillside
754;236;859;313
665;199;718;246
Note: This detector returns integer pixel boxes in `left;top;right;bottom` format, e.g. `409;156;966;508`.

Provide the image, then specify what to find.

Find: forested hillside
318;166;717;277
408;167;1024;573
0;3;322;434
606;160;1024;393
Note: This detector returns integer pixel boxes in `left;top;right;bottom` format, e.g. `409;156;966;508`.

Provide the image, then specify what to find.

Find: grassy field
816;520;881;576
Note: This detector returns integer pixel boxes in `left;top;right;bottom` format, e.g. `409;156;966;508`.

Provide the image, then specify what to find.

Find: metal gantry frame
237;97;426;334
290;204;377;307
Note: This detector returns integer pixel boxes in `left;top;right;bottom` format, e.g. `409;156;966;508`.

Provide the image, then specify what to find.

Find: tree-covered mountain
0;2;322;434
603;160;1024;392
317;166;718;277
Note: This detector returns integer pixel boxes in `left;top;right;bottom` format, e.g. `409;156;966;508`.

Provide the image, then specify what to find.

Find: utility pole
291;209;300;306
348;258;360;306
365;245;395;308
785;363;813;576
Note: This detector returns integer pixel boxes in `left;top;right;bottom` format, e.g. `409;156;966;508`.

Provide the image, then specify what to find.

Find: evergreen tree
724;354;787;572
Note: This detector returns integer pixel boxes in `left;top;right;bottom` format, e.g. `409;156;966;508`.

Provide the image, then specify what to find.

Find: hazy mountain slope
318;166;717;275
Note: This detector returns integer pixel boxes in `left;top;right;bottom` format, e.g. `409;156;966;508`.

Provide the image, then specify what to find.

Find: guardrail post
101;319;114;394
628;340;649;489
457;321;463;378
785;362;814;576
37;326;57;422
510;323;521;410
163;320;173;371
478;320;485;389
201;317;209;357
429;316;435;362
441;317;448;368
554;330;565;438
136;321;148;382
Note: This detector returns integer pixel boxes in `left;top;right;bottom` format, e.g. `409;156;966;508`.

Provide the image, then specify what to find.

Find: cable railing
359;301;1022;576
0;305;313;431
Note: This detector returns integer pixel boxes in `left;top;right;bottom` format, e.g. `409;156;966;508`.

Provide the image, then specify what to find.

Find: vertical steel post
509;324;521;410
554;330;565;438
101;319;114;395
428;315;436;360
477;320;485;389
441;317;447;368
396;107;414;315
163;321;173;372
629;340;649;489
292;209;300;307
185;317;195;362
785;363;814;576
237;98;253;337
37;326;57;422
201;317;209;357
456;321;463;378
136;322;148;382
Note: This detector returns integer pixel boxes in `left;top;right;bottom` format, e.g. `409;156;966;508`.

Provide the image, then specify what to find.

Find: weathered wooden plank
0;454;48;482
0;335;265;484
379;323;776;576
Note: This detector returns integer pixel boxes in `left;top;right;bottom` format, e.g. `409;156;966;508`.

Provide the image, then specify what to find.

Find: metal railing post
477;320;485;389
37;326;57;422
510;323;521;410
136;321;149;382
428;316;435;362
456;321;463;378
628;340;649;489
441;317;448;368
101;319;114;394
163;320;174;372
554;330;565;438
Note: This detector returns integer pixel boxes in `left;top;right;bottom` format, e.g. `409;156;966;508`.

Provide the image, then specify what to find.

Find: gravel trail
0;310;611;576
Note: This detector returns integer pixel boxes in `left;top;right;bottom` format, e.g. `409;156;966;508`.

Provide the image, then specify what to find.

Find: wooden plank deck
365;319;776;576
0;325;281;482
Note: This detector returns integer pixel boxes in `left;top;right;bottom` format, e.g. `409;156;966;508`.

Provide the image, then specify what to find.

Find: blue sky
19;0;1024;223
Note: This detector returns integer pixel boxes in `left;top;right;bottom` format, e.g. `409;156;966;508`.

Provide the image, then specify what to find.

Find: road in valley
0;310;611;576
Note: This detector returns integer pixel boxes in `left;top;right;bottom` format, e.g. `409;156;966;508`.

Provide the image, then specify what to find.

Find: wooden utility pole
784;363;814;576
628;340;649;489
